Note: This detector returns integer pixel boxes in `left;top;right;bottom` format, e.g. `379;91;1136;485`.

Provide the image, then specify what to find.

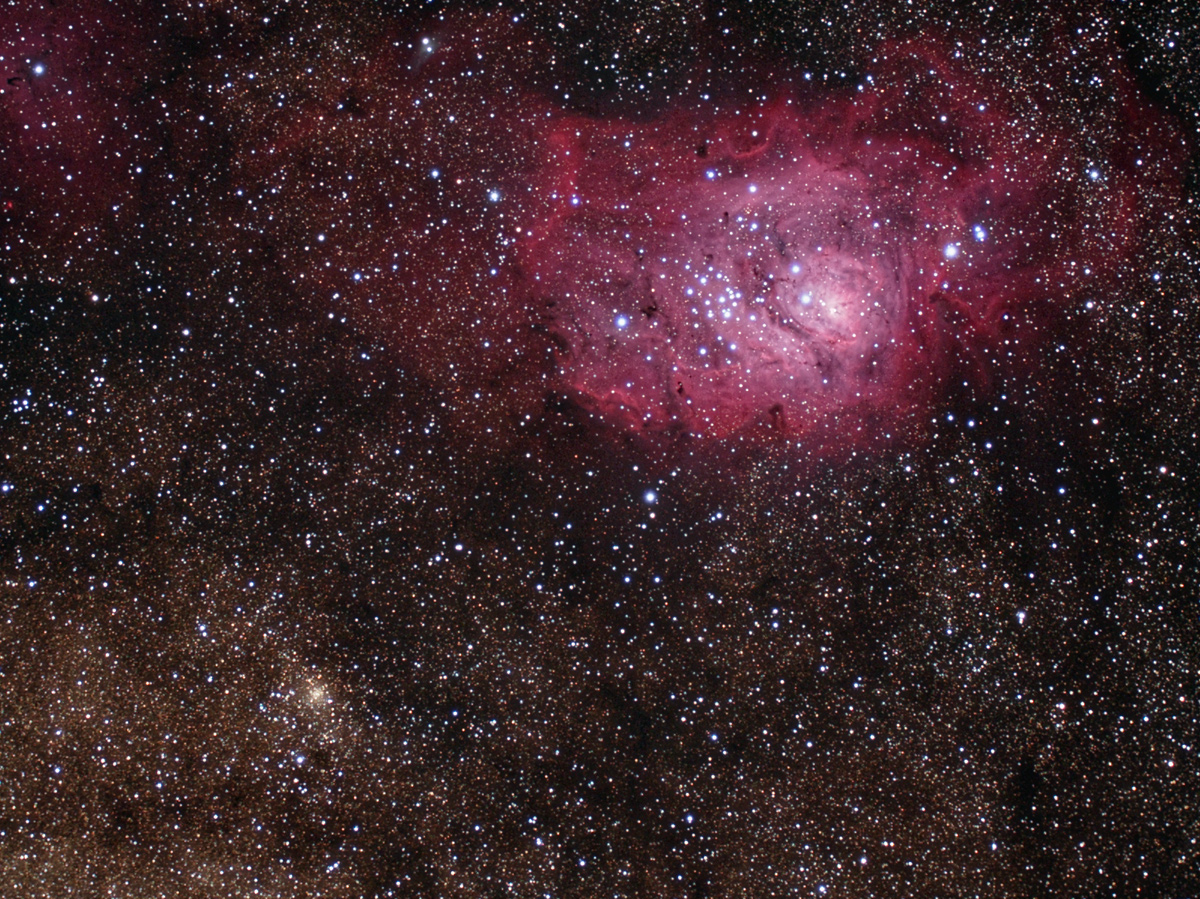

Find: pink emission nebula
303;22;1182;452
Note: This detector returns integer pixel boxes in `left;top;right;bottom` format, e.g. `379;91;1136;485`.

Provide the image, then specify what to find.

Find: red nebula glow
176;16;1179;458
513;40;1167;446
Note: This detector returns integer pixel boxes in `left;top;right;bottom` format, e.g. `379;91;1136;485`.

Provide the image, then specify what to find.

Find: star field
2;1;1198;897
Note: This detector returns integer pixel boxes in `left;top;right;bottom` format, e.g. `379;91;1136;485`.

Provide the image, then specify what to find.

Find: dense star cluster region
1;1;1198;897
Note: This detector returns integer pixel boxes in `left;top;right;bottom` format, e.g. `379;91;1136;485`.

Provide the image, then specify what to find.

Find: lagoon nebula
515;43;1174;445
2;1;1198;897
271;17;1183;453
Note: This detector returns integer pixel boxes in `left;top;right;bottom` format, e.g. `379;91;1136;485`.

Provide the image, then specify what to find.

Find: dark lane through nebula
1;2;1198;897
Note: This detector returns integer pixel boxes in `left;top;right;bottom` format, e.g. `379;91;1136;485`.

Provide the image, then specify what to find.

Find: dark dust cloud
1;1;1198;896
